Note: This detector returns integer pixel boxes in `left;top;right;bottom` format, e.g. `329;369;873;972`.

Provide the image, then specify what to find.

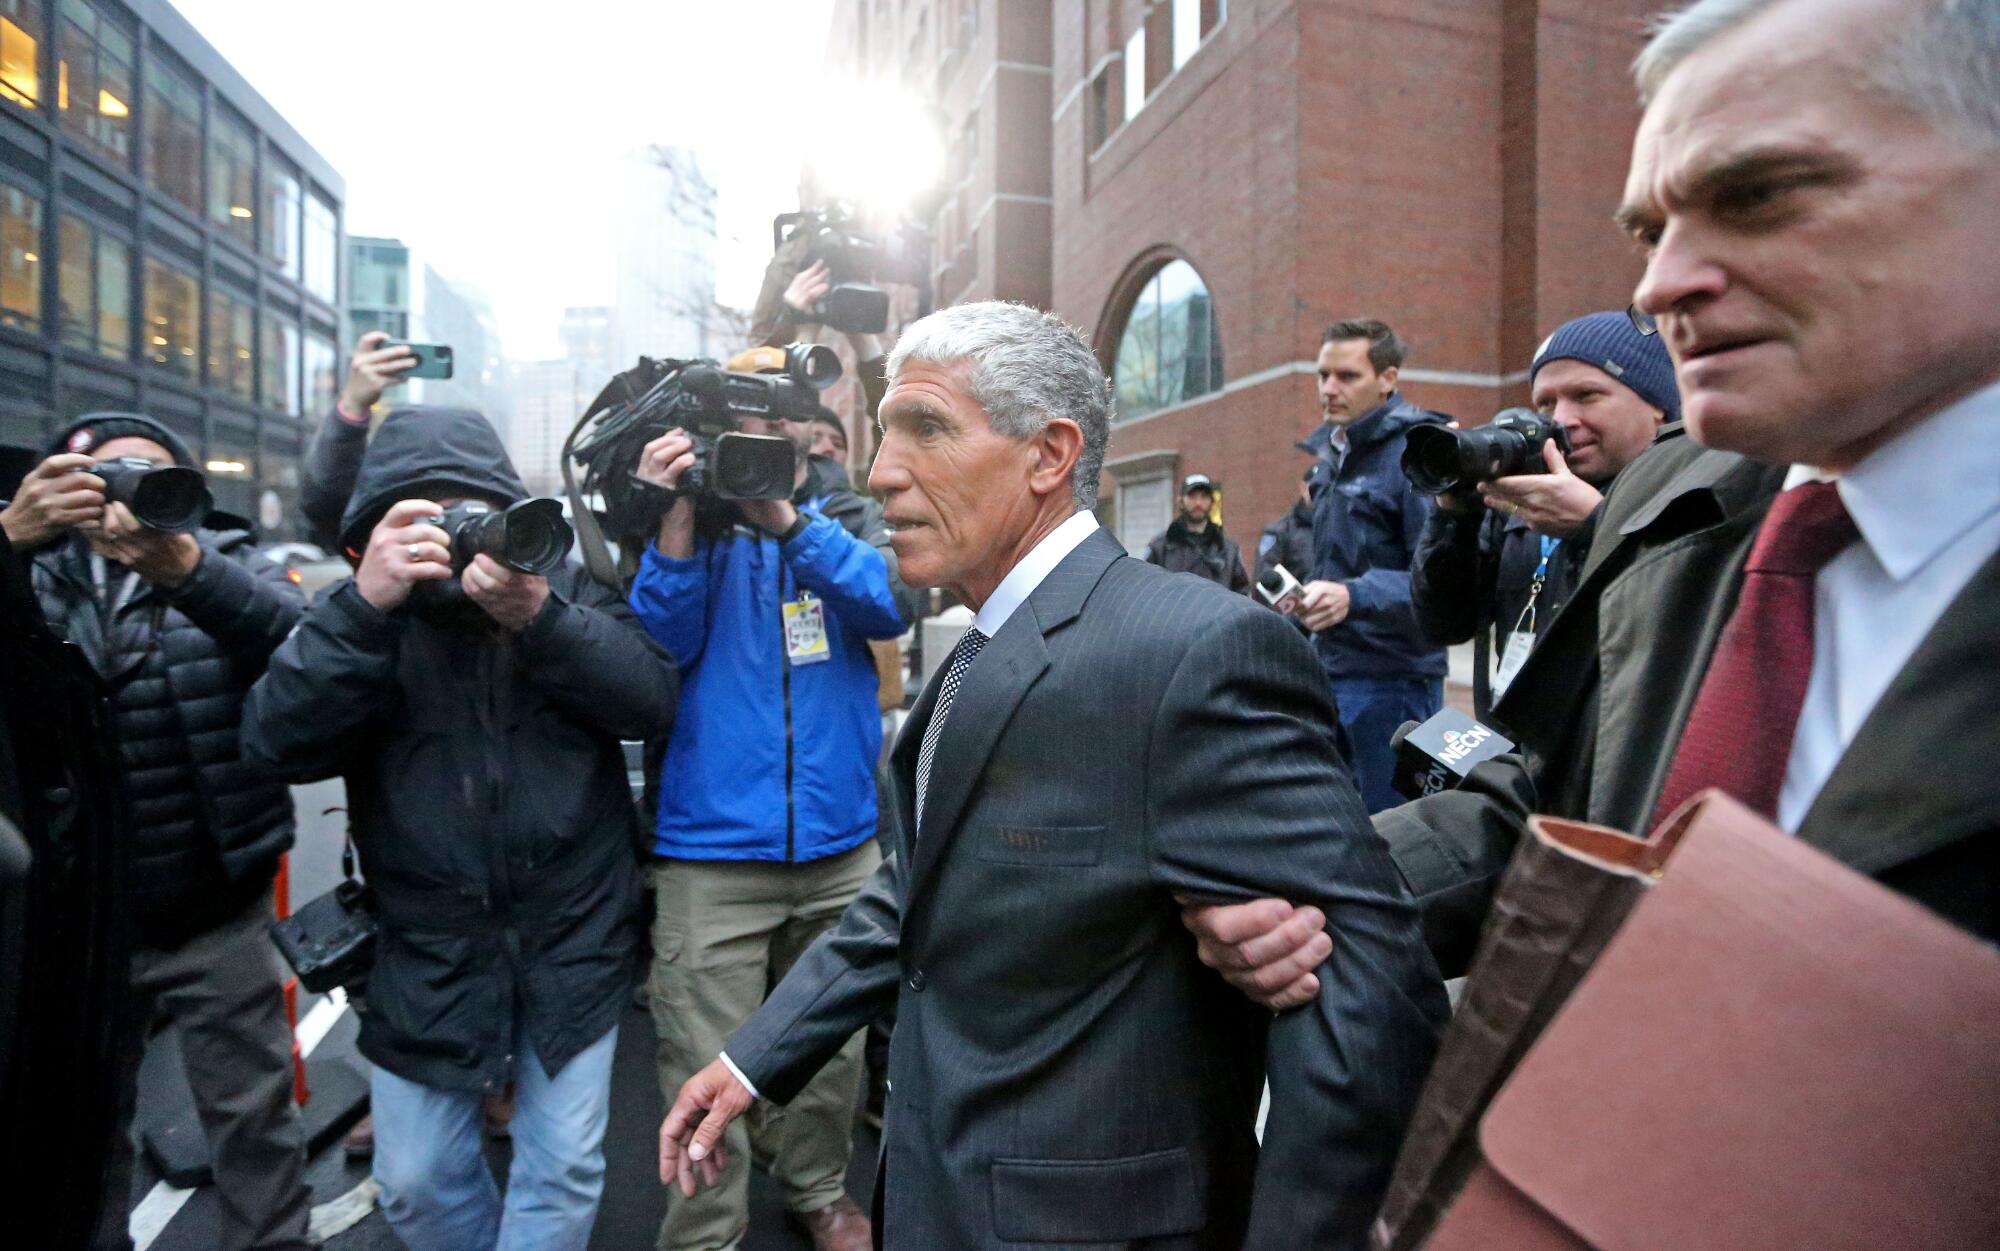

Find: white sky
166;0;838;358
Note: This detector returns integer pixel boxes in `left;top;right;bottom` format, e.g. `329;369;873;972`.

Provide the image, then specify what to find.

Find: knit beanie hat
50;412;200;469
1530;312;1681;421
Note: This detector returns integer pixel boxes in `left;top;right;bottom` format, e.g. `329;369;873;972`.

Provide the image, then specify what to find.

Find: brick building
819;0;1661;550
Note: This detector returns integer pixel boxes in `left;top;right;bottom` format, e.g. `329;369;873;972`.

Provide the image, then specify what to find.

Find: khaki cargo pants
648;840;880;1251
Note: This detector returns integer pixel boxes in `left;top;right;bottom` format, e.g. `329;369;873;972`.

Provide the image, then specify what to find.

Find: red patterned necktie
1651;481;1859;827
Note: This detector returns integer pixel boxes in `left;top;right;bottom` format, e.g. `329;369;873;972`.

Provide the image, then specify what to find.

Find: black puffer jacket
242;407;679;1092
27;527;302;947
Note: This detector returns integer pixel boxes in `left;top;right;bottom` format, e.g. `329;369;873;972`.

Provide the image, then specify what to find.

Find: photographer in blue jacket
626;393;911;1251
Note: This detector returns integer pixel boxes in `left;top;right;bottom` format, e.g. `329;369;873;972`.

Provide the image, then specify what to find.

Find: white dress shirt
1777;379;2000;830
971;509;1102;637
721;510;1103;1101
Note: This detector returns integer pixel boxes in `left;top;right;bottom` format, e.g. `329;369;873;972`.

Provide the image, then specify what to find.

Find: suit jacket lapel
1798;545;2000;873
905;528;1126;900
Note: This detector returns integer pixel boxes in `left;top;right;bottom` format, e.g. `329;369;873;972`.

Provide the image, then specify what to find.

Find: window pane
0;183;40;330
144;257;197;377
305;330;337;415
260;316;299;414
0;2;42;109
205;431;254;517
96;231;127;358
303;193;336;302
266;160;301;280
206;287;254;400
1113;259;1224;422
1122;29;1145;122
56;1;130;164
144;55;202;212
208;108;256;246
1173;0;1199;70
58;214;91;348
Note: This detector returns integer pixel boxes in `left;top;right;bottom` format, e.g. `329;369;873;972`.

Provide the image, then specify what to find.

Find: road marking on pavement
129;1184;194;1249
309;1177;381;1242
296;987;349;1057
131;987;354;1248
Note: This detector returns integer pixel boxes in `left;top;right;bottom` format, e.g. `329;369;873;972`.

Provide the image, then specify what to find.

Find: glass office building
0;0;344;539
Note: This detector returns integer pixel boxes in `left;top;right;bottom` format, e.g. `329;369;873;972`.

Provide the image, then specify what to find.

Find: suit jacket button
906;969;926;992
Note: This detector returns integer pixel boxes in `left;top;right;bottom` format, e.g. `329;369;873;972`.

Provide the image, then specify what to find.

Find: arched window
1112;259;1224;422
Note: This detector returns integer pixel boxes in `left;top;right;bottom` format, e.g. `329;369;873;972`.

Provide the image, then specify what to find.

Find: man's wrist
718;1051;761;1101
335;398;373;426
774;510;810;544
149;538;203;588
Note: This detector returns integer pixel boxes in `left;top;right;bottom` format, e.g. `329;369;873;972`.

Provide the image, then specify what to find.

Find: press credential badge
784;593;831;665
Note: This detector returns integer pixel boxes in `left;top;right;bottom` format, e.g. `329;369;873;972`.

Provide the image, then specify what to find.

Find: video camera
1402;407;1570;496
89;457;212;534
773;203;929;335
566;343;842;536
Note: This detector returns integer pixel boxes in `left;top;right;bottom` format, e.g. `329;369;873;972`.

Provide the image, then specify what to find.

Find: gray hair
1635;0;2000;149
886;301;1112;511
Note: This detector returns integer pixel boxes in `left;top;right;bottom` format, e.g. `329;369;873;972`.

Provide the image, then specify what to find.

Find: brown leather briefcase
1422;791;2000;1251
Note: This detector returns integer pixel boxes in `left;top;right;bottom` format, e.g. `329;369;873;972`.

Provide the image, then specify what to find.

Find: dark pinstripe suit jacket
728;527;1447;1250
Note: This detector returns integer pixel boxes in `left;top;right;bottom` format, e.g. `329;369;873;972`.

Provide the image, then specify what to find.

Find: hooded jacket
628;454;909;864
1305;395;1451;679
1144;516;1252;594
242;407;679;1090
16;413;303;947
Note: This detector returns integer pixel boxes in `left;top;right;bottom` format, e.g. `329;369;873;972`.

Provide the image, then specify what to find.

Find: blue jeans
370;1023;618;1251
1331;675;1444;814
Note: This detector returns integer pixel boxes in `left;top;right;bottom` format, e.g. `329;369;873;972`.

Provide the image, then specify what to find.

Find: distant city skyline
165;0;837;358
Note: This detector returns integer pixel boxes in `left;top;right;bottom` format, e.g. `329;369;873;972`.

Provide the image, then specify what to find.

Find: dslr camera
1401;407;1570;496
567;343;842;534
773;204;929;335
425;499;574;576
89;457;212;533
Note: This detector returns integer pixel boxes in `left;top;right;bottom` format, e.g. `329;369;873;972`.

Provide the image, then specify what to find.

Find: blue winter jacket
1306;393;1451;680
628;479;909;863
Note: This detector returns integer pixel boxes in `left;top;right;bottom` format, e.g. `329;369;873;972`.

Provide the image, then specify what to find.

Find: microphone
1256;563;1305;615
1391;708;1517;799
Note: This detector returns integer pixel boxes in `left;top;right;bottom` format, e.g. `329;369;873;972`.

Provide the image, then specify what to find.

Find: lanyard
1509;535;1562;639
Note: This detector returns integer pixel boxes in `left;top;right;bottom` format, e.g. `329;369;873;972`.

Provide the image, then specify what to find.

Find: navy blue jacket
1306;394;1450;679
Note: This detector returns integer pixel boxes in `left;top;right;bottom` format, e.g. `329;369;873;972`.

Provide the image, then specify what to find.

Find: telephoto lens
89;456;212;533
1401;407;1570;495
435;499;574;575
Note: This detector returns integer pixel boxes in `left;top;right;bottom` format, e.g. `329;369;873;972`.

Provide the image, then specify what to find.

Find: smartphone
384;340;454;380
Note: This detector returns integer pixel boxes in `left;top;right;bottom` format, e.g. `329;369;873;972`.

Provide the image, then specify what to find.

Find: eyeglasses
1627;303;1659;337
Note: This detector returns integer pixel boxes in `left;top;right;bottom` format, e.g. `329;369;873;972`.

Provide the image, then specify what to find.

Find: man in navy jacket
1298;320;1450;812
628;411;912;1251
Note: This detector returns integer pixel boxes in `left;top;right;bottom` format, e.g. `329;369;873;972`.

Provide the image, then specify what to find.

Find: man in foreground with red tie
1186;0;2000;991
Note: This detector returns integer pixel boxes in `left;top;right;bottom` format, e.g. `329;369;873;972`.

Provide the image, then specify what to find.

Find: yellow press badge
783;594;831;666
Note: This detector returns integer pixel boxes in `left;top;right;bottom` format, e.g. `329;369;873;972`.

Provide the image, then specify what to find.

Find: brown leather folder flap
1476;790;2000;1251
1526;797;1693;878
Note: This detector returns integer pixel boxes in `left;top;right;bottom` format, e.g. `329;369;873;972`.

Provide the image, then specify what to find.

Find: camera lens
1402;425;1470;495
712;433;797;501
787;343;843;390
103;463;211;533
500;500;573;574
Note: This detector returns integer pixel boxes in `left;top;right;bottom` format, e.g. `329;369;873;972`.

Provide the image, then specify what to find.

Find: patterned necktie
914;627;989;836
1652;481;1859;827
